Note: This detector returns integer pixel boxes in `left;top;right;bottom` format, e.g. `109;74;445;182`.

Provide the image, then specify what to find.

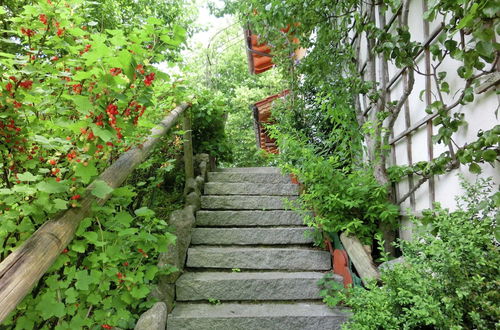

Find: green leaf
82;231;99;244
476;41;494;58
482;149;497;162
91;125;114;142
118;228;138;236
71;240;87;253
72;95;94;115
12;185;37;195
36;179;68;194
91;180;114;199
36;292;66;319
444;39;457;52
114;212;133;226
468;163;482;174
87;293;101;304
146;17;163;25
65;287;78;304
75;162;98;184
134;207;155;217
72;70;95;81
75;270;93;290
457;3;478;29
157;232;177;252
17;172;41;182
53;198;68;210
130;285;150;299
112;186;136;197
145;265;158;281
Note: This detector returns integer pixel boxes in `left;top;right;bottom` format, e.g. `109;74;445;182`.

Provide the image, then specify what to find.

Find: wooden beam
362;24;444;117
423;0;436;207
340;233;380;286
0;103;190;323
475;72;500;94
183;108;194;181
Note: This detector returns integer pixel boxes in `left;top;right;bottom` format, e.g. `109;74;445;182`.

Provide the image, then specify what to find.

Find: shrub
271;128;399;244
322;176;500;329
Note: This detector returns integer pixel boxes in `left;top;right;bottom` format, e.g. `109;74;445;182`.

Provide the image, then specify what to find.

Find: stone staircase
167;167;350;329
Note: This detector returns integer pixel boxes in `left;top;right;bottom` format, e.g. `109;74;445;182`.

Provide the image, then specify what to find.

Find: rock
151;282;176;312
195;210;305;227
185;192;201;211
190;227;314;245
158;206;195;283
134;302;167;330
195;153;209;164
167;302;351;330
195;175;204;191
186;247;332;270
176;271;342;301
378;256;405;271
204;182;299;196
200;196;296;210
207;172;291;184
183;178;199;196
195;153;210;179
215;167;281;173
198;161;208;181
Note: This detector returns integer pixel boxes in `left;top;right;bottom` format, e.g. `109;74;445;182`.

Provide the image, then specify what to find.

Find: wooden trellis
354;0;499;239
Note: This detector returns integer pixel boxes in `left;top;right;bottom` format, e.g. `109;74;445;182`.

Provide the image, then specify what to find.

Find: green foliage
183;19;284;166
0;0;191;327
190;90;232;162
223;0;499;195
322;176;499;329
4;186;179;329
270;125;398;244
388;125;499;183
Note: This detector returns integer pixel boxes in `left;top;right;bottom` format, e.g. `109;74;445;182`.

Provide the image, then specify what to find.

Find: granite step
195;210;305;227
204;182;299;196
186;247;332;270
176;271;342;301
215;167;281;174
208;172;291;184
201;195;296;210
191;227;314;245
167;302;351;330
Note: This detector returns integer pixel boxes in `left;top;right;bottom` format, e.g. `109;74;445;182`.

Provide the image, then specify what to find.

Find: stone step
201;195;296;210
215;167;281;174
191;227;314;245
204;182;299;196
196;210;305;227
208;172;291;184
186;247;331;270
167;302;351;330
176;271;342;301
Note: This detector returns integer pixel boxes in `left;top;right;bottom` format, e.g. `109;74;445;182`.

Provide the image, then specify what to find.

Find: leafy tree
184;18;284;166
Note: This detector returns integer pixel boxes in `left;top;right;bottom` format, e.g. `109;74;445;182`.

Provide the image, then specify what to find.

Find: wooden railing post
0;103;190;323
183;107;194;181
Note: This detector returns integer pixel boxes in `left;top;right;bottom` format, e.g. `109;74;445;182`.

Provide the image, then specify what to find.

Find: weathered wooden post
183;107;194;181
340;233;380;286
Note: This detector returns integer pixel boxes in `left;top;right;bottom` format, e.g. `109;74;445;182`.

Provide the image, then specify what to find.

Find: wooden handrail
0;103;190;323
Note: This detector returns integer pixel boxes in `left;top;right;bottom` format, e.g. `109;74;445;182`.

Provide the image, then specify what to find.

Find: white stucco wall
358;2;499;239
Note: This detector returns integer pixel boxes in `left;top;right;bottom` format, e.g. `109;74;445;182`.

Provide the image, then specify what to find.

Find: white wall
357;1;499;239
